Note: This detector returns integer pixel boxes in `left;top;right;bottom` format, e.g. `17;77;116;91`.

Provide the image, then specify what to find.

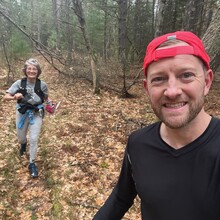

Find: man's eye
151;76;166;83
181;72;194;79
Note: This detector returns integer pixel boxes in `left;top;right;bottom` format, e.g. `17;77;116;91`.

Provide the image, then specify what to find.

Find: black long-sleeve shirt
94;117;220;220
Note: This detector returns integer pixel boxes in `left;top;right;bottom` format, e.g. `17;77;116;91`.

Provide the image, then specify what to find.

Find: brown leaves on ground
0;60;220;220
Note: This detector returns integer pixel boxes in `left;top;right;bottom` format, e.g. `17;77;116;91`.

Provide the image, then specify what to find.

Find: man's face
144;53;213;129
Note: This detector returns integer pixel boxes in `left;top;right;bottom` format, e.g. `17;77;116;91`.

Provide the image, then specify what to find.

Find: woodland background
0;0;220;94
0;0;220;219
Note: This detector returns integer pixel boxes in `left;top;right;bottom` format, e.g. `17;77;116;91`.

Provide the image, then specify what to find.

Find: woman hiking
4;58;48;178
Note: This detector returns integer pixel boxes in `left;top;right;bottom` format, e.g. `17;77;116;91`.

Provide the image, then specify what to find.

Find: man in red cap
93;31;220;220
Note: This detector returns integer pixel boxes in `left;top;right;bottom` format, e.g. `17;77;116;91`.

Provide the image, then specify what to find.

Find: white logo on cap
167;35;176;40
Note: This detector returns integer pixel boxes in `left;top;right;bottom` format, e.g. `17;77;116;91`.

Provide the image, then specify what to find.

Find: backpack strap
17;78;45;103
16;78;27;103
34;78;45;103
20;77;27;89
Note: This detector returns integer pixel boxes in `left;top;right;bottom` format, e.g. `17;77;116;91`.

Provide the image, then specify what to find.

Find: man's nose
163;79;182;99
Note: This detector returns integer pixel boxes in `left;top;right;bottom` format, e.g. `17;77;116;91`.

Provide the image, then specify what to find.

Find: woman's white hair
23;58;42;76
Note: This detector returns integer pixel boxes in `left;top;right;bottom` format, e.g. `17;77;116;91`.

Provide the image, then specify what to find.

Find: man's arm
93;149;137;220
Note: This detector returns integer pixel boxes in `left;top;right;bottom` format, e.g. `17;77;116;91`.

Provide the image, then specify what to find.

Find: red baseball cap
143;31;210;76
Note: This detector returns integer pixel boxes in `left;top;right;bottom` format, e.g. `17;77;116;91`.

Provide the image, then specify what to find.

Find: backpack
17;77;45;103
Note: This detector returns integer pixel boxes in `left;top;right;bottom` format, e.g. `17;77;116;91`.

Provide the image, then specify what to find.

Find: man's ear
204;69;214;96
143;79;149;96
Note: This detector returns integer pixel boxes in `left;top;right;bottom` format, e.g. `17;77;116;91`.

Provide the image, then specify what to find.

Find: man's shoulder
212;116;220;122
126;121;161;153
129;121;160;139
210;116;220;130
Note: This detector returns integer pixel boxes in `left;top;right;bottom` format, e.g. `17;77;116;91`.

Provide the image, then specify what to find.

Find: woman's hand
14;93;24;100
4;93;24;101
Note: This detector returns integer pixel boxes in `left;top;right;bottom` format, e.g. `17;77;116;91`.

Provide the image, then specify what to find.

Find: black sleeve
93;148;137;220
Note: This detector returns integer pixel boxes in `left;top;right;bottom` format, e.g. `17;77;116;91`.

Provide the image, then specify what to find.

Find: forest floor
0;58;220;220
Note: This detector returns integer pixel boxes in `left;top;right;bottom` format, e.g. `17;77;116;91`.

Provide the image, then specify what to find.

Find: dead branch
0;6;67;74
126;67;143;91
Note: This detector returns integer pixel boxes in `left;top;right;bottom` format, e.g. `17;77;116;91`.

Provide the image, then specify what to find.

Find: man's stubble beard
150;94;205;129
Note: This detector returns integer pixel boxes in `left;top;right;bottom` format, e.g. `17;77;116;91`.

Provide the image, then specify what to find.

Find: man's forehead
146;54;202;76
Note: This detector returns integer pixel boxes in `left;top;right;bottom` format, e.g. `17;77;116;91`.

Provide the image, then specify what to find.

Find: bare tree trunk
202;6;220;73
184;0;204;36
72;0;100;94
52;0;61;50
30;0;35;51
103;0;108;63
118;0;129;97
130;0;140;62
2;42;13;83
30;1;41;46
65;0;74;64
154;0;166;37
201;0;216;34
152;0;156;34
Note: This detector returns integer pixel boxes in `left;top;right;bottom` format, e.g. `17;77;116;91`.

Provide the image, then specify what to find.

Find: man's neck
160;111;212;149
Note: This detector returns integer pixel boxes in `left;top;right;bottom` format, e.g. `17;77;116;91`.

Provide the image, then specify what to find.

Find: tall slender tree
52;0;62;50
202;6;220;73
118;0;129;97
72;0;100;93
64;0;75;64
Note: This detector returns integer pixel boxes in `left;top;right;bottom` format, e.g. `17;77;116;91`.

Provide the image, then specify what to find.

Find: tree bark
184;0;205;36
118;0;129;97
52;0;61;50
72;0;100;94
202;6;220;73
65;0;74;64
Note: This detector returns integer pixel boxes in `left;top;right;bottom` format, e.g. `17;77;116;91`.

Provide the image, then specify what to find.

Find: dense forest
0;0;220;95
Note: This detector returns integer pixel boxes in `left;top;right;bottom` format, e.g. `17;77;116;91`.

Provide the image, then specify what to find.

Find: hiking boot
20;143;27;156
28;163;38;178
